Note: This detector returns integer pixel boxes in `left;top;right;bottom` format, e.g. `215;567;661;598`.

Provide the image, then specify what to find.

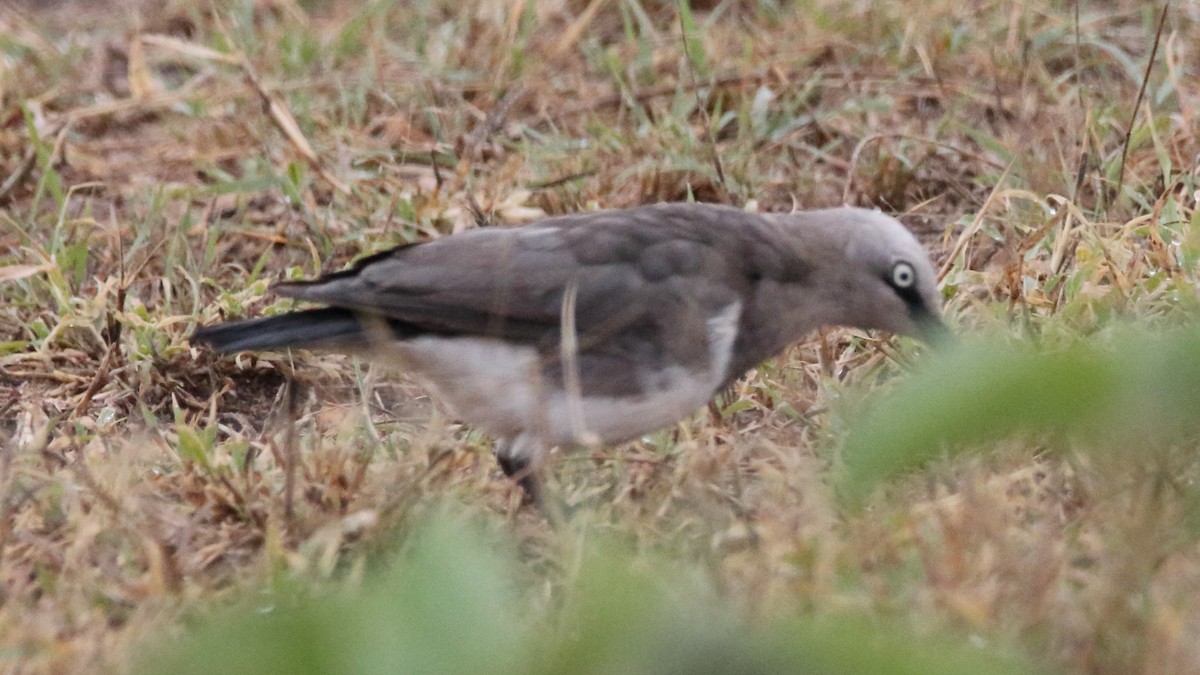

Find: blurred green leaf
139;516;528;675
839;327;1200;505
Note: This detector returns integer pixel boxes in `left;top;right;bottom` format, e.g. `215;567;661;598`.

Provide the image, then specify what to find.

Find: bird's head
777;207;950;345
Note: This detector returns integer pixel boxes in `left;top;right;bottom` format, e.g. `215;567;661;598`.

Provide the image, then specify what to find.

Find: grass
0;0;1198;672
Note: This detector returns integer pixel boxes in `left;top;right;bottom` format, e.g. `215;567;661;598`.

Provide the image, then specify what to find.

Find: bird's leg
494;436;573;525
493;436;545;509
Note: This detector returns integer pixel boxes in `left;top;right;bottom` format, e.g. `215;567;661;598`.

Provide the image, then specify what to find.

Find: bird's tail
191;307;367;353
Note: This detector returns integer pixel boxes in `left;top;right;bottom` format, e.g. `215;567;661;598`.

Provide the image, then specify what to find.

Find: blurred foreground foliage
140;515;1039;675
841;324;1200;504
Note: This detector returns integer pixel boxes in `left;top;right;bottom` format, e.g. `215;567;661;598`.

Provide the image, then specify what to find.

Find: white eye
891;261;916;289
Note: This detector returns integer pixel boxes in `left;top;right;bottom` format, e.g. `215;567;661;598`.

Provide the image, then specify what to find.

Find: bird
192;202;947;505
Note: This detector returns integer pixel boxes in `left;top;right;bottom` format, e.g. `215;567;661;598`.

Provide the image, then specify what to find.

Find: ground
1;0;1198;672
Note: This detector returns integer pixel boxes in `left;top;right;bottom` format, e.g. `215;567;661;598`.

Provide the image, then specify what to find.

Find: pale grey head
765;206;947;344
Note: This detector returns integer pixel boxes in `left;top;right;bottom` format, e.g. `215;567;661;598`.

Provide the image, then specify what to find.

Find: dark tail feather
192;307;367;353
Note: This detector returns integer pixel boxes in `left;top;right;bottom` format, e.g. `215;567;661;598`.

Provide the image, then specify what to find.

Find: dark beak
912;306;954;347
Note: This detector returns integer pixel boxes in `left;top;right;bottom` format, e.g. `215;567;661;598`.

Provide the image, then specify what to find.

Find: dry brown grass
1;0;1198;672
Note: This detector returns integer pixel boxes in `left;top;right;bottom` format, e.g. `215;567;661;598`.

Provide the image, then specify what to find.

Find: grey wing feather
276;230;633;343
275;206;758;347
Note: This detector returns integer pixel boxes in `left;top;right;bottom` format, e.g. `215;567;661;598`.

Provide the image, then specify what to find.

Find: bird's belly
369;336;715;447
537;368;715;446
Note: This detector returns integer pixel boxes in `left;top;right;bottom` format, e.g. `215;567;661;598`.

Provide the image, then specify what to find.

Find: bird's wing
275;205;766;350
